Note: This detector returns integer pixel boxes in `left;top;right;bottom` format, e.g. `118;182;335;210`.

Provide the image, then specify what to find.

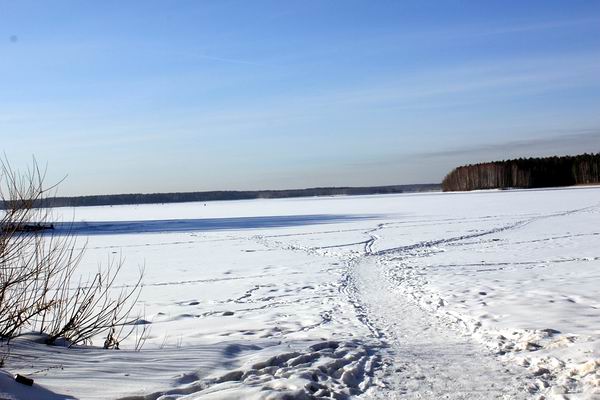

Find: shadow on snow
52;214;381;235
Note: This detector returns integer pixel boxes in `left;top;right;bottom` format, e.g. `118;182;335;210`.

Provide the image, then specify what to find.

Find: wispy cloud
344;129;600;168
177;51;600;125
417;129;600;161
475;17;600;37
177;52;271;68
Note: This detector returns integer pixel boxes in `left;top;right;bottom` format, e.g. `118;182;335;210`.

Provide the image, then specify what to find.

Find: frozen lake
4;187;600;399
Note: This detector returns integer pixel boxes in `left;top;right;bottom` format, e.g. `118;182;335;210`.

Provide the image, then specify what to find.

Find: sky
1;0;599;196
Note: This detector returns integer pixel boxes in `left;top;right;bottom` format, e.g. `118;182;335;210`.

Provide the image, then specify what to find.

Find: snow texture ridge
1;188;599;399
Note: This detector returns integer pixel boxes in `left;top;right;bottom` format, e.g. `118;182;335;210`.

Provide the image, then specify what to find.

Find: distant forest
442;153;600;191
28;184;440;208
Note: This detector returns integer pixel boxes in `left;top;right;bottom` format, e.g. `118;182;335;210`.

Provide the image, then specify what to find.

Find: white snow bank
0;369;75;400
125;340;380;400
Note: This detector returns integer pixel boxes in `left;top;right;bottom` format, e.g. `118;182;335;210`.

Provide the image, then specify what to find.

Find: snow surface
1;188;599;399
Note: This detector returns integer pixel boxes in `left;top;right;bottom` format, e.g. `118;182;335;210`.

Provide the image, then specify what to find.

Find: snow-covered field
2;187;600;399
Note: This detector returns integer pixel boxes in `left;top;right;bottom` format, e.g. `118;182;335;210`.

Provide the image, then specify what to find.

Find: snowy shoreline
2;187;599;399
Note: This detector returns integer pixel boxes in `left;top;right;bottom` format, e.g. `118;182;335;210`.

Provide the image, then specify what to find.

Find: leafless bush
0;157;143;348
41;257;144;347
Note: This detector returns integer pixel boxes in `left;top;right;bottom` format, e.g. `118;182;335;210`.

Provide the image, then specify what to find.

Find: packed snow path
346;256;530;399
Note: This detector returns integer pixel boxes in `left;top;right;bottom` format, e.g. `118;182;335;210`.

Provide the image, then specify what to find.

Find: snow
1;188;599;399
0;369;76;400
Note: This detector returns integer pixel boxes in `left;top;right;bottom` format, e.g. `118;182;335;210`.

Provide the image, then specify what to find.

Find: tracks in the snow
345;204;600;398
348;256;530;399
246;203;600;398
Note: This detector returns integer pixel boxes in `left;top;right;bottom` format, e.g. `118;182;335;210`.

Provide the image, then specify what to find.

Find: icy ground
2;187;600;399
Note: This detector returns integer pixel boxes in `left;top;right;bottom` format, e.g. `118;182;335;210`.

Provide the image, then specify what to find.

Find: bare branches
0;158;143;349
0;157;71;339
43;258;144;346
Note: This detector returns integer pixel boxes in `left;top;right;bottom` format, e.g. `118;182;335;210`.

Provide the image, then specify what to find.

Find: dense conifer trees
442;153;600;191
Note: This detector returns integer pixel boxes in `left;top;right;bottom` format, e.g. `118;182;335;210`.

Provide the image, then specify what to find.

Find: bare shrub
41;257;144;347
0;158;143;348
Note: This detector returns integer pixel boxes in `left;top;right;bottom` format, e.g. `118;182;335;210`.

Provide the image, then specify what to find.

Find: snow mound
0;369;75;400
127;340;381;400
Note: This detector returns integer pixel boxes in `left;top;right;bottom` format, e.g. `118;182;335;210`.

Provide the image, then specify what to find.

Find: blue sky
1;0;599;196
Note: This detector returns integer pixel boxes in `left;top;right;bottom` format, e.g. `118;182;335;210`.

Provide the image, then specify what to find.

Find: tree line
9;184;440;208
442;153;600;191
